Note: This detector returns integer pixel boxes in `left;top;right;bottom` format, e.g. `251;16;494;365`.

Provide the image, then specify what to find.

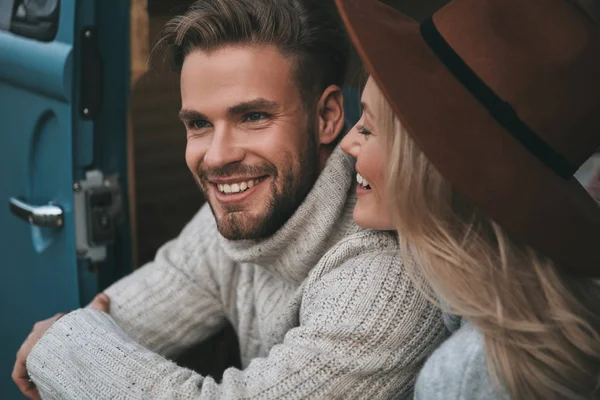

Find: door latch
74;170;124;262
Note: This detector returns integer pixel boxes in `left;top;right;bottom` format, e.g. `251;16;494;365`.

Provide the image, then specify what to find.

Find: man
13;0;446;398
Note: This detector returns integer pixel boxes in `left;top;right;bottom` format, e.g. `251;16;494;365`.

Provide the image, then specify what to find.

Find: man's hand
90;293;111;313
12;313;65;400
12;294;110;399
12;293;110;399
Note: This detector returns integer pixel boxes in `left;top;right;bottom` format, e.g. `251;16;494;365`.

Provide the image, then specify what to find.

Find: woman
337;0;600;398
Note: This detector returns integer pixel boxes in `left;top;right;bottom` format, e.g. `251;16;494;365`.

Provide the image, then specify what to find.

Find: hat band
420;17;576;179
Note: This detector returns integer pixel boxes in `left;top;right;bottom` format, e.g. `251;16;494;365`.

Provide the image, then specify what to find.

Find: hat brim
336;0;600;276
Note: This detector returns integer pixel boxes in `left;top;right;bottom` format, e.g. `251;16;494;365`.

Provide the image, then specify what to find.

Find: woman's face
341;77;394;230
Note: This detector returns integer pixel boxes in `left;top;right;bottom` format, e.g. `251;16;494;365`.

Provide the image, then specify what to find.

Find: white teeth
357;173;363;185
356;172;371;189
217;179;261;194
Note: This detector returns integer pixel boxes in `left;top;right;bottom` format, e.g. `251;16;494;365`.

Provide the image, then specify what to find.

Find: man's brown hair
159;0;349;109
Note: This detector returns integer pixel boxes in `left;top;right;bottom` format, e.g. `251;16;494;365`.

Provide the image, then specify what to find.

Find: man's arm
26;234;448;399
100;205;229;358
14;205;230;399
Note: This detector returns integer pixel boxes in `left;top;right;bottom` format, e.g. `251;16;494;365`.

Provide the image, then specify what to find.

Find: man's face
180;45;320;240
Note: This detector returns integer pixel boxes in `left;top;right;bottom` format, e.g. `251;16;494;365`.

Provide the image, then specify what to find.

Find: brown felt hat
335;0;600;277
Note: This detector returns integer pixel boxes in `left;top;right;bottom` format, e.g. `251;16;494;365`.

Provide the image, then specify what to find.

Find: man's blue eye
192;120;211;129
246;112;266;122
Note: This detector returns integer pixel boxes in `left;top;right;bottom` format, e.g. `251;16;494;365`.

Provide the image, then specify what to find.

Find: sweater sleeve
26;233;448;400
102;205;229;358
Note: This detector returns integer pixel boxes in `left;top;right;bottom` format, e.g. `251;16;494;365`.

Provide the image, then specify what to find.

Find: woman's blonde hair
371;81;600;399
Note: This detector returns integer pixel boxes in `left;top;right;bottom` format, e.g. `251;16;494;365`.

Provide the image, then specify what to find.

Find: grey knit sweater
414;322;507;400
26;147;447;399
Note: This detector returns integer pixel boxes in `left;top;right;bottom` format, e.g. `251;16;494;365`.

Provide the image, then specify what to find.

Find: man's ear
316;85;345;145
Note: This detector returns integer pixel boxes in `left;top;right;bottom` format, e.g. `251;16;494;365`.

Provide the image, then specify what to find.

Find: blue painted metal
0;37;73;102
0;0;132;397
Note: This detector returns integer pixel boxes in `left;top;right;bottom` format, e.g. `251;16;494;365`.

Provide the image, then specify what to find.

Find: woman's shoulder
414;322;507;400
333;228;399;252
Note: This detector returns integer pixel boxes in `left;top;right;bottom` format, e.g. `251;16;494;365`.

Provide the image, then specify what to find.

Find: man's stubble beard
199;128;320;241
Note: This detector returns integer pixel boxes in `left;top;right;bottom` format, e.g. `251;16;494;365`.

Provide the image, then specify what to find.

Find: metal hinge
80;26;103;119
73;170;124;262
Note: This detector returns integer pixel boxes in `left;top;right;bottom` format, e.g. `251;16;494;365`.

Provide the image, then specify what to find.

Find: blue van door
0;1;132;397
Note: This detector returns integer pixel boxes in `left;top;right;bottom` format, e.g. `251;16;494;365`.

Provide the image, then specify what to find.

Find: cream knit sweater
26;147;447;399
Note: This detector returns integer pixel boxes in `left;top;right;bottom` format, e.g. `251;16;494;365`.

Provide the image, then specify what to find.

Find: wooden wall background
131;12;202;267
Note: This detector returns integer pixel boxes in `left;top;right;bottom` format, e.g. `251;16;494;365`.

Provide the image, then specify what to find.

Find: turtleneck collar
219;146;357;285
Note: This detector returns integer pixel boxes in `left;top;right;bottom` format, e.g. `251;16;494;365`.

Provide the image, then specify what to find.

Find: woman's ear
316;85;345;145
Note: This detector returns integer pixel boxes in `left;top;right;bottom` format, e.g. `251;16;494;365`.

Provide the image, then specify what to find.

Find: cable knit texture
26;147;448;399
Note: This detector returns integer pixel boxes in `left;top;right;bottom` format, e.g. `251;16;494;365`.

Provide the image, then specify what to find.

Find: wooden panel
147;0;193;16
130;16;206;266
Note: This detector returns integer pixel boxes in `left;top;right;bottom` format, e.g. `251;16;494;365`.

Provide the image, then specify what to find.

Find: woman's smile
341;78;393;231
355;171;372;195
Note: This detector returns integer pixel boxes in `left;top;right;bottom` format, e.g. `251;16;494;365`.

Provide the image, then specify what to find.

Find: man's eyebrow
178;109;208;121
178;99;279;121
228;99;280;116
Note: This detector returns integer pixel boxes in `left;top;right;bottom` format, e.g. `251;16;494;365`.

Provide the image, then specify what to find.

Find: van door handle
9;197;64;228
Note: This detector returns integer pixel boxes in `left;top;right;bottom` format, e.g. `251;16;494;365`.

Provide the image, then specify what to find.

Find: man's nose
203;126;245;168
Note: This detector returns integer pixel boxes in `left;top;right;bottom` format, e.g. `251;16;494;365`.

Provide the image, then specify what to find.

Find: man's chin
205;181;302;240
214;209;265;241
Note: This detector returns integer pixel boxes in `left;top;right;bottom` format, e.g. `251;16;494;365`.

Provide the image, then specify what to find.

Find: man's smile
212;176;268;194
211;176;271;205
